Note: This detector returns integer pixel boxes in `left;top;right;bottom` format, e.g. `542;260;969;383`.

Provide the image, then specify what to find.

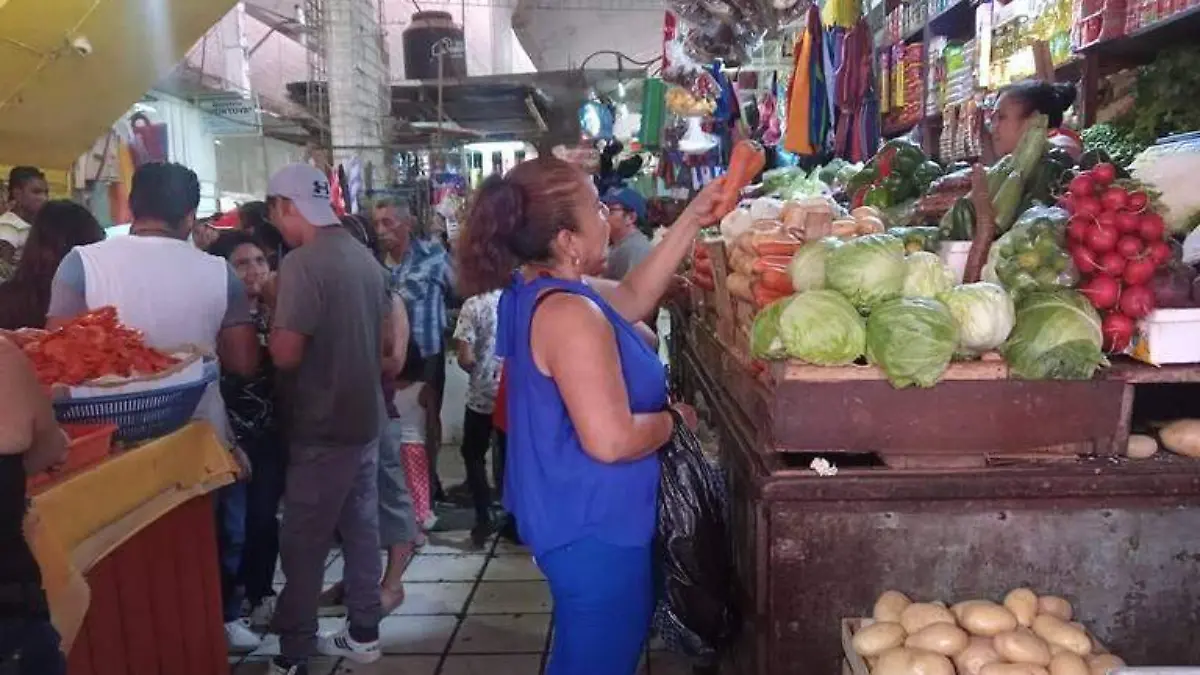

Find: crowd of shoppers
1;152;706;675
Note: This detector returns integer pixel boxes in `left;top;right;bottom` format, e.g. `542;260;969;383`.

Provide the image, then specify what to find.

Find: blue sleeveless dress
496;273;668;675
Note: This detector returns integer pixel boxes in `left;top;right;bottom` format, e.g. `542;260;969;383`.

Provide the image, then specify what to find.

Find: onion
1152;264;1199;308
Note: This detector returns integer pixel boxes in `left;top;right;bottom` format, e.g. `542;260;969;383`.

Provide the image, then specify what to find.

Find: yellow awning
0;0;238;170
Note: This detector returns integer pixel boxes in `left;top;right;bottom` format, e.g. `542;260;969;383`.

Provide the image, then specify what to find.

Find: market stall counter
671;311;1200;675
27;422;238;675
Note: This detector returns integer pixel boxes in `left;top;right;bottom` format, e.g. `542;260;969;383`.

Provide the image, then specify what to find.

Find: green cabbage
1001;290;1106;380
777;290;866;365
865;297;959;388
787;237;842;293
938;282;1016;354
749;296;793;360
902;251;955;298
825;233;907;313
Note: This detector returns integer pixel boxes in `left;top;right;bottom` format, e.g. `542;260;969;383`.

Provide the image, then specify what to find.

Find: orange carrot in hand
715;140;766;218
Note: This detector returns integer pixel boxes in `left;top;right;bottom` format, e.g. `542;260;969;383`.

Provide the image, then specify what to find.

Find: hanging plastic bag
653;419;739;660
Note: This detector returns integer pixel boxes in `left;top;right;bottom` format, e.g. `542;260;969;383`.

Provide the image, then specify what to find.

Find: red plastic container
27;423;117;491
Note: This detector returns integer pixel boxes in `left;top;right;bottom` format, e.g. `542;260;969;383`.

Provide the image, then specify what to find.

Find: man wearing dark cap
262;164;391;673
601;187;652;281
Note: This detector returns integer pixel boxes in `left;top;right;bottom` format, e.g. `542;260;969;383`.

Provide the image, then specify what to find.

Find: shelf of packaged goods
1080;5;1200;62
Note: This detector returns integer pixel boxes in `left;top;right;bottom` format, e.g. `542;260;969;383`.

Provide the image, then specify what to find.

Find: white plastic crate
1130;308;1200;366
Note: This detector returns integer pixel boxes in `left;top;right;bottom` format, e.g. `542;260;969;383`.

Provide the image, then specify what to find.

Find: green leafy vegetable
902;251;955;299
1001;290;1106;380
824;233;907;313
777;290;866;365
865;297;959;388
787;237;841;293
750;296;793;360
938;282;1016;355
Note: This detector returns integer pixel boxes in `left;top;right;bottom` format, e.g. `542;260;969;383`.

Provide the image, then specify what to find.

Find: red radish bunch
1063;163;1170;353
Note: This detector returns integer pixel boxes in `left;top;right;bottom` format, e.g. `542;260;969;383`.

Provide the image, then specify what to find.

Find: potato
1161;419;1200;457
874;647;915;675
900;602;957;635
952;600;989;622
910;649;956;675
1087;654;1126;675
1050;652;1090;675
1004;588;1038;627
1126;434;1158;459
852;206;885;222
961;602;1019;636
994;628;1052;666
1032;615;1091;657
875;646;956;675
1037;595;1074;622
954;637;1003;675
853;621;906;657
875;590;913;623
981;664;1051;675
905;623;969;656
855;215;886;235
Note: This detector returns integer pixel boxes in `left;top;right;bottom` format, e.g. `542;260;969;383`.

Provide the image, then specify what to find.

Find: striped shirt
390;237;454;358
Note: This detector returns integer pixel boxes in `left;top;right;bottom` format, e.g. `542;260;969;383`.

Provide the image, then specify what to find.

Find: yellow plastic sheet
27;423;237;649
0;0;238;168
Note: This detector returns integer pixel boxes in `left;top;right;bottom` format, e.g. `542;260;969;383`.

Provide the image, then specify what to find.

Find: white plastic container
1130;308;1200;365
939;241;974;283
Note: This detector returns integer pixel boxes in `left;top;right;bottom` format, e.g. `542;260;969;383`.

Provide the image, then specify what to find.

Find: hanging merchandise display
833;18;881;163
784;5;829;156
641;78;668;149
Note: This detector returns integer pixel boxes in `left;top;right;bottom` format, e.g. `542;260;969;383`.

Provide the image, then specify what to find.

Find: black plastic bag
653;421;739;659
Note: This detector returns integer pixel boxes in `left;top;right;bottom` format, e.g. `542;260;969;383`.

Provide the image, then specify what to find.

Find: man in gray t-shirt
602;187;653;281
264;164;389;670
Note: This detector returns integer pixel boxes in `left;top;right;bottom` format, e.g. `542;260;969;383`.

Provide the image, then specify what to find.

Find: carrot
715;140;767;217
752;283;789;308
756;268;794;294
753;240;803;257
751;256;793;274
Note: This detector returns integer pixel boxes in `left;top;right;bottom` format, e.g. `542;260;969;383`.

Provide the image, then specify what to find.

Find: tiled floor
230;529;694;674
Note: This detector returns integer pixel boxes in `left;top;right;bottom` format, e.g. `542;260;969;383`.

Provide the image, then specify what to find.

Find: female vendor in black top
0;336;69;674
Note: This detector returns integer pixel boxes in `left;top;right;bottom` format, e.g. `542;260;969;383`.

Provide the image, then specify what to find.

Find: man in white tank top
45;163;262;649
46;163;260;435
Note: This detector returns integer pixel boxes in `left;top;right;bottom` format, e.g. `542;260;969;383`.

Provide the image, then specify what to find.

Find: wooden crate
687;318;1129;467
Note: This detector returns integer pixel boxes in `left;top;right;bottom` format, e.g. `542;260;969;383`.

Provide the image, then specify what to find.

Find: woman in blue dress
455;156;723;675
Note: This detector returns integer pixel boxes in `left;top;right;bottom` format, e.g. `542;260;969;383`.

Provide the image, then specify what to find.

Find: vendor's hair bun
1002;80;1078;128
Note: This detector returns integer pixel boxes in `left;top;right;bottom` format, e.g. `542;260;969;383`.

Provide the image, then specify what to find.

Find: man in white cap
262;164;391;673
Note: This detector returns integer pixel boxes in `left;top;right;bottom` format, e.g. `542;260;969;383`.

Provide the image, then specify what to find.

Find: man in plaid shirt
373;199;455;501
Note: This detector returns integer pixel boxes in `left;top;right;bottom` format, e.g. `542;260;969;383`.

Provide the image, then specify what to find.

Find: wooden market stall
669;286;1200;675
27;423;237;675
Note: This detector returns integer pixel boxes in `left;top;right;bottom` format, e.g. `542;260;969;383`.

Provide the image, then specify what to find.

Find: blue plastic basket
53;362;218;444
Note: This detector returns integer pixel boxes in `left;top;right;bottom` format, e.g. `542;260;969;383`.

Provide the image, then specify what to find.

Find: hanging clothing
783;26;814;154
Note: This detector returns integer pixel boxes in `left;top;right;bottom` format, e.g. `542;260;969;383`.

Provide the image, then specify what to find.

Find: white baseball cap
267;164;340;226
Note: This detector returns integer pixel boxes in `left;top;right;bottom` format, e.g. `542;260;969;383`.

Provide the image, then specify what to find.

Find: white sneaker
224;619;263;652
317;628;381;664
248;595;277;629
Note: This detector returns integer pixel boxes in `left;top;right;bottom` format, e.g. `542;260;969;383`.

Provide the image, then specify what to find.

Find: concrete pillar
325;0;388;167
